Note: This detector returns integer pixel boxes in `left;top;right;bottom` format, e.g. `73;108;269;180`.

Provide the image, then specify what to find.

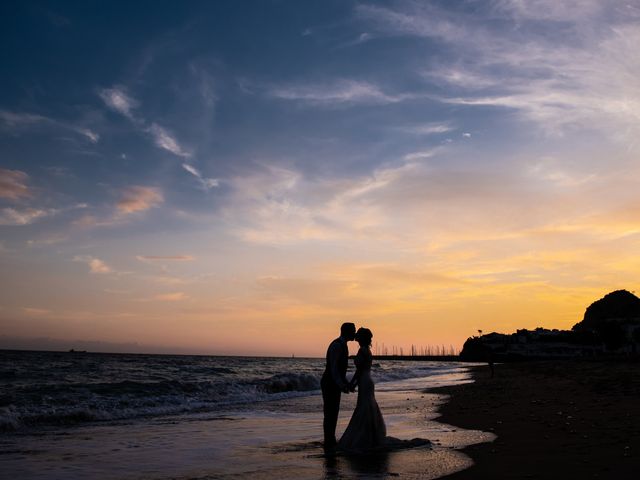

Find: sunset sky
1;1;640;356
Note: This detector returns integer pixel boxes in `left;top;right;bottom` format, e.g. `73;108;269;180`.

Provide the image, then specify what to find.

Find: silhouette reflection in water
323;451;391;479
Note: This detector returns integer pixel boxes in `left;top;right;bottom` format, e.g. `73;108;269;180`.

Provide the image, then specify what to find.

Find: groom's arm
328;341;349;392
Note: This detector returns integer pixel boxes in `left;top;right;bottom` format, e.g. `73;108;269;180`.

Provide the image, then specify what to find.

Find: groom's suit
321;336;349;448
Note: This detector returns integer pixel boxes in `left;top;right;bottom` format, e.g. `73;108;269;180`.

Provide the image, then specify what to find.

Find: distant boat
68;349;87;353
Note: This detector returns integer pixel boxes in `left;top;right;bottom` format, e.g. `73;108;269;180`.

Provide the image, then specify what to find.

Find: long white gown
338;347;386;452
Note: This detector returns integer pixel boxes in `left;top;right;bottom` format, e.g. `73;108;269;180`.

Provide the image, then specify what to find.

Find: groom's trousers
321;376;341;447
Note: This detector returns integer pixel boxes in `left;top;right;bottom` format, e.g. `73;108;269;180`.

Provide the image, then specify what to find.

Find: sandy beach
432;360;640;479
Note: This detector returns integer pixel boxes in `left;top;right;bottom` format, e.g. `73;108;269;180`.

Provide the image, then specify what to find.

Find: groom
321;322;356;450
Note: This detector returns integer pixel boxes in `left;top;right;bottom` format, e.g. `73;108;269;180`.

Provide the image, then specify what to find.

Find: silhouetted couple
321;322;386;453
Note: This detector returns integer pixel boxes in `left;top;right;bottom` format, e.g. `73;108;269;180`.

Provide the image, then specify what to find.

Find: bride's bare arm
349;350;365;389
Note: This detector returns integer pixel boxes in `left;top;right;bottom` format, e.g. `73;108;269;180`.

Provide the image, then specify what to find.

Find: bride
338;327;386;452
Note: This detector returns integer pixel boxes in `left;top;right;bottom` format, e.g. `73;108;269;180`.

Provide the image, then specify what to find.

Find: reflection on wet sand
323;451;391;478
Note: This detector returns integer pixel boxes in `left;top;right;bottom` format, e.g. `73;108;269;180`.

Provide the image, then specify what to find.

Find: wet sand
0;374;493;480
432;360;640;479
186;386;493;480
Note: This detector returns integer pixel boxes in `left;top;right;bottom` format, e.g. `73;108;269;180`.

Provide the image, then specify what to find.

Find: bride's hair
355;327;373;347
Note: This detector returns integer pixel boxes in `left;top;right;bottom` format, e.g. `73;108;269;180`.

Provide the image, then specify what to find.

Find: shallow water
0;352;494;479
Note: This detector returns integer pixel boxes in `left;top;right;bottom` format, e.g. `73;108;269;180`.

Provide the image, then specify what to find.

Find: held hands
341;382;356;394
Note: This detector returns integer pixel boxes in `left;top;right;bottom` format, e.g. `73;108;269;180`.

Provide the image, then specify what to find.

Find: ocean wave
0;372;325;431
0;352;468;432
372;364;466;383
263;372;320;393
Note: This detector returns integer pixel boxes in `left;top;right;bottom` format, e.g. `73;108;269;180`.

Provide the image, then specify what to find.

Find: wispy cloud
154;292;188;302
98;87;192;157
0;201;86;227
136;255;194;261
73;255;113;274
223;165;330;244
356;3;466;43
0;110;47;127
222;160;422;245
147;124;191;157
70;188;162;229
358;0;640;139
403;149;438;161
495;0;606;22
528;157;596;188
269;79;411;106
398;122;454;135
77;128;99;143
219;142;633;252
423;67;498;90
99;87;138;119
0;207;51;226
116;186;163;214
181;163;219;189
0;110;99;143
0;168;31;200
338;32;375;48
351;32;374;46
148;275;189;286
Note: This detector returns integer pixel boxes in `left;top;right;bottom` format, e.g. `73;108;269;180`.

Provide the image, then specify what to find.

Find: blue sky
2;1;640;355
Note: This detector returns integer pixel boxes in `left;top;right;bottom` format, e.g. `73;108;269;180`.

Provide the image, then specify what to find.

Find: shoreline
0;363;486;480
430;360;640;479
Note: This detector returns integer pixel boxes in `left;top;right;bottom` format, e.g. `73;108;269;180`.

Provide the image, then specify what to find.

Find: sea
0;350;493;479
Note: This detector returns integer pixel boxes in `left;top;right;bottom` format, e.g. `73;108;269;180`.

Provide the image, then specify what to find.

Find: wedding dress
338;347;386;452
